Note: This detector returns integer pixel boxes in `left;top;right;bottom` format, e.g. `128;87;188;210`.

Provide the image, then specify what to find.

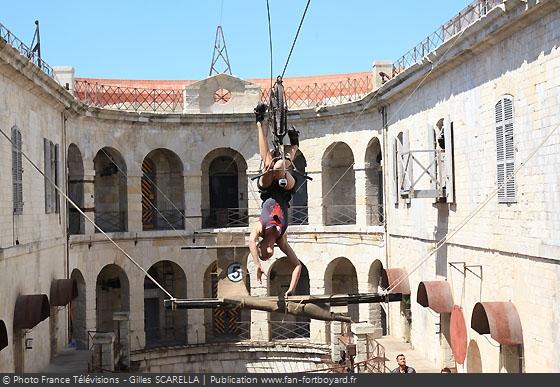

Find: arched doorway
368;260;387;336
144;261;187;347
290;151;309;225
268;258;310;340
67;144;84;234
95;264;129;332
201;149;248;228
141;149;184;231
322;142;356;225
94;148;128;232
203;260;250;342
325;257;359;322
70;269;87;349
365;137;383;225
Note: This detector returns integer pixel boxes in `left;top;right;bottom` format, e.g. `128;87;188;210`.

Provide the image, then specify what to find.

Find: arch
290;150;309;225
368;259;387;335
67;144;84;234
268;258;310;340
325;257;359;322
201;148;248;228
141;148;185;231
322;142;356;225
94;147;128;232
365;137;383;225
95;264;130;332
144;260;187;347
70;269;87;349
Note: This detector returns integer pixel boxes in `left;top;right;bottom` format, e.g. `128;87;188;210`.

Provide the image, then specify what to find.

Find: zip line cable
266;0;274;91
0;127;174;300
281;0;312;78
384;121;560;295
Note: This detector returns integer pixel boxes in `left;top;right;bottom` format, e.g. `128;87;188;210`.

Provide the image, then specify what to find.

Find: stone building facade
0;0;559;373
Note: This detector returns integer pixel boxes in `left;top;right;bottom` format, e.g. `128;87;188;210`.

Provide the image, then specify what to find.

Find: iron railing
95;211;127;232
73;76;372;113
144;326;187;349
152;209;185;230
201;207;249;228
206;321;251;342
270;321;311;340
367;204;384;226
0;22;54;78
323;204;357;226
261;76;372;109
74;80;183;113
392;0;503;76
288;205;309;225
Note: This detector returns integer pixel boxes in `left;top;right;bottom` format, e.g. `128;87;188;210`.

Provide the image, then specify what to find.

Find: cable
281;0;312;78
0;127;174;299
266;0;273;91
384;120;560;294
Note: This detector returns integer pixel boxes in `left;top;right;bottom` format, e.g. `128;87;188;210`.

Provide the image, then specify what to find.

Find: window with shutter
495;95;516;203
44;138;52;213
11;126;23;215
55;143;60;213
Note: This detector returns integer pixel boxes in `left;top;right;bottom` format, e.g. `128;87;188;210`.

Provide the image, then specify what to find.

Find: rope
281;0;312;78
0;127;174;299
384;120;560;294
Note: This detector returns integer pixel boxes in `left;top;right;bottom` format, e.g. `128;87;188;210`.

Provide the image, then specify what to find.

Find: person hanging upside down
249;102;302;298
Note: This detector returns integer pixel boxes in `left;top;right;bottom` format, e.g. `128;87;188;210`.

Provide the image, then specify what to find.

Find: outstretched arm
249;222;266;283
277;234;302;297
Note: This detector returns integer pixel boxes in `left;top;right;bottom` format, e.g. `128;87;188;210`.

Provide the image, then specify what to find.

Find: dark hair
396;354;405;360
441;367;452;373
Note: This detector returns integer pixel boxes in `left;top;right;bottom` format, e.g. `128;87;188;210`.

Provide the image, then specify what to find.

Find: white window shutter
496;96;515;203
393;138;399;205
444;116;455;203
427;123;436;190
402;129;411;193
12;127;23;214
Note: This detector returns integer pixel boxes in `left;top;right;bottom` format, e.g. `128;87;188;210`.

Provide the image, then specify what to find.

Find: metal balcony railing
95;211;126;232
270;321;311;340
153;209;185;230
0;22;54;78
392;0;503;77
288;205;309;226
323;204;357;226
367;204;384;226
201;207;249;228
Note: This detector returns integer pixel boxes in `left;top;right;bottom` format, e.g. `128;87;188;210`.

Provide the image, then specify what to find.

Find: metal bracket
448;261;483;279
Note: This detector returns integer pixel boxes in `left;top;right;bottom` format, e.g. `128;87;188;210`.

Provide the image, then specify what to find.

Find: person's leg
257;121;273;167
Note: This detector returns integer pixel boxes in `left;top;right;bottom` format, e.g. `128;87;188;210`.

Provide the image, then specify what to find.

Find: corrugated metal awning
381;268;411;295
50;279;78;306
471;302;523;345
416;281;453;313
13;294;50;330
0;320;7;351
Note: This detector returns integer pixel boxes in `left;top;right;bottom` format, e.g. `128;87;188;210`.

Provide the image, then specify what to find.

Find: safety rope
0;127;174;299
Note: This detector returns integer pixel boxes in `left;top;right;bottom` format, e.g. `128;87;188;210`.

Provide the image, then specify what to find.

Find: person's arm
248;222;266;283
277;234;302;297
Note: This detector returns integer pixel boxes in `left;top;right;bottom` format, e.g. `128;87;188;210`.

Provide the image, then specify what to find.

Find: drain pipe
380;104;391;336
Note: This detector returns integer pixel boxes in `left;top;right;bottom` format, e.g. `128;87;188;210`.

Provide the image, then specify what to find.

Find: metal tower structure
209;25;232;76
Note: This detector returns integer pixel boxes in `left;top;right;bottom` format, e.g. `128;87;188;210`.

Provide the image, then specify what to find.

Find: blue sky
2;1;472;80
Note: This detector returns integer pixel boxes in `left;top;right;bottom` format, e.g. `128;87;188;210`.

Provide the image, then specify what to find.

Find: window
44;138;60;213
11;126;23;214
495;95;516;203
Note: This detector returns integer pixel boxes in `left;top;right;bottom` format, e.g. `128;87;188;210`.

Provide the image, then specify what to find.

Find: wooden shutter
44;138;51;213
12;127;23;214
55;143;60;213
393;138;399;205
401;129;411;196
444;116;455;203
496;96;515;203
427;123;436;191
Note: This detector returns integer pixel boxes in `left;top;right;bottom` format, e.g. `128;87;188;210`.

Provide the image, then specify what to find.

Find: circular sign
450;305;467;365
226;263;243;282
